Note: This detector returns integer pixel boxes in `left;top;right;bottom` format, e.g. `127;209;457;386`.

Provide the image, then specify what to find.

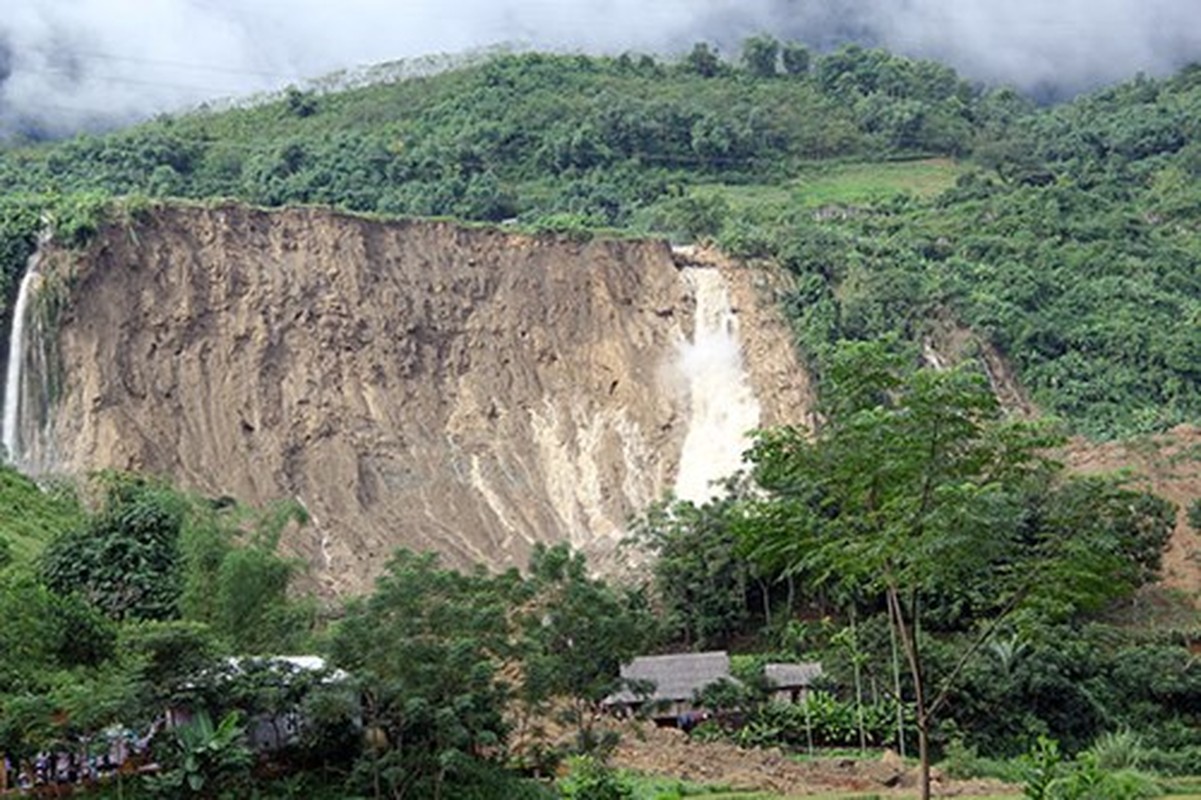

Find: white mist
673;267;760;505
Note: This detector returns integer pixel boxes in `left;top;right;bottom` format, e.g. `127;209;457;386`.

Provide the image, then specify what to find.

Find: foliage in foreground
1020;736;1161;800
636;341;1180;791
0;442;1191;797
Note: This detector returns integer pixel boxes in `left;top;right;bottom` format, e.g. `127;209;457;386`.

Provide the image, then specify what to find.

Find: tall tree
41;472;185;622
684;43;723;79
634;498;756;648
330;550;516;799
745;341;1172;800
781;42;811;76
741;35;781;78
519;544;655;753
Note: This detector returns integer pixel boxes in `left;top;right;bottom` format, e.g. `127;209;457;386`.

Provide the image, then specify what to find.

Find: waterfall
673;267;761;505
2;239;46;465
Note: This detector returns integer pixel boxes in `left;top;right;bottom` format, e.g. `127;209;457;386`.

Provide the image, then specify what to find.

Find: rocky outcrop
20;205;812;593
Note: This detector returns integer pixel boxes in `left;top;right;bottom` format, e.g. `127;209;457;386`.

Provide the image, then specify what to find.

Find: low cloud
2;0;1199;137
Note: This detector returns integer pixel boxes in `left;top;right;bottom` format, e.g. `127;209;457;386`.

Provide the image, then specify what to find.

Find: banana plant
146;710;252;798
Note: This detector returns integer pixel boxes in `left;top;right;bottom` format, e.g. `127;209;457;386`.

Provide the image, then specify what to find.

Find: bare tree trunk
888;584;930;800
850;607;867;755
364;693;382;800
803;695;815;756
888;593;906;758
917;719;931;800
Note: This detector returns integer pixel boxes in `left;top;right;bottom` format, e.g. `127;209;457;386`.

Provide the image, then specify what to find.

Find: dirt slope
610;722;1014;796
20;205;811;593
1065;425;1201;596
923;317;1201;599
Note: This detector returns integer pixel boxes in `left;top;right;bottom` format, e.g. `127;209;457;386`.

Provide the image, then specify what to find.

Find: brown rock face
21;205;811;593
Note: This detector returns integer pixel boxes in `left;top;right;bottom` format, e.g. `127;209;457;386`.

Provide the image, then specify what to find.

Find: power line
26;44;305;82
56;50;304;81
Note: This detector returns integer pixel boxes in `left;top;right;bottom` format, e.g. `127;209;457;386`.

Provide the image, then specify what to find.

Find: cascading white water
673;267;761;504
2;244;45;464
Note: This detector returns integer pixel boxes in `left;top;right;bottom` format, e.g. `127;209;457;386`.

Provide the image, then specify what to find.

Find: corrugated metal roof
604;650;731;705
764;662;823;688
225;655;350;683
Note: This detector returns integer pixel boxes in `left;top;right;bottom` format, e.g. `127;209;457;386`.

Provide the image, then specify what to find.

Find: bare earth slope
1065;425;1201;596
22;205;810;593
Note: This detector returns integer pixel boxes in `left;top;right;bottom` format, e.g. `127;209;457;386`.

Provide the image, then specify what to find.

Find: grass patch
693;158;963;220
1159;775;1201;796
788;158;964;206
0;466;81;564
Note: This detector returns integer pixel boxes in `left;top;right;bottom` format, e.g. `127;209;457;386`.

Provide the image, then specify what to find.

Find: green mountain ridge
1;45;1200;439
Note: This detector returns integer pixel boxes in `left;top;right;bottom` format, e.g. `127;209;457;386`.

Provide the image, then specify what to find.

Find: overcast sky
2;0;1200;137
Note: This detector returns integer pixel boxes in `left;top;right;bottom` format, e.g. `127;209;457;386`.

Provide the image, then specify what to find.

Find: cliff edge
16;205;812;593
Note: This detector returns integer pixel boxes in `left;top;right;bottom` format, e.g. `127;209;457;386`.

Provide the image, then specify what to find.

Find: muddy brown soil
24;205;812;594
610;721;1017;796
1064;425;1201;597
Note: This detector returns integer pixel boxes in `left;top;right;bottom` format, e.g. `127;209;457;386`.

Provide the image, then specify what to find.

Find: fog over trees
3;0;1200;136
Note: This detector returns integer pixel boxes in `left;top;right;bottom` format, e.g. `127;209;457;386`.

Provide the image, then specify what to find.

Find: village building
764;662;824;704
168;655;356;751
602;650;734;725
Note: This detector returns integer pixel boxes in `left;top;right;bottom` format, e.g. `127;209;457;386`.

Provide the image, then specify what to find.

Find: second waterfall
2;235;48;466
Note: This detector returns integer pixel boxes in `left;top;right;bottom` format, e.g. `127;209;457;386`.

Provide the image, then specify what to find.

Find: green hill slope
1;46;1199;438
0;465;81;565
740;68;1201;438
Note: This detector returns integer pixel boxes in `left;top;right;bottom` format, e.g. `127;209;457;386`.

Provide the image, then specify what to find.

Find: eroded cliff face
19;205;812;593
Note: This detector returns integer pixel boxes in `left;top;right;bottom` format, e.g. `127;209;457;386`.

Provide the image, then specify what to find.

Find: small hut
168;655;355;751
764;662;823;704
603;650;733;723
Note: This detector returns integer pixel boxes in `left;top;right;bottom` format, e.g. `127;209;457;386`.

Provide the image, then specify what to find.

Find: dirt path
609;722;1017;796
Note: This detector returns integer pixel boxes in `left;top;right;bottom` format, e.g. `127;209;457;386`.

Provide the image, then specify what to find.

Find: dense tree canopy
740;341;1174;797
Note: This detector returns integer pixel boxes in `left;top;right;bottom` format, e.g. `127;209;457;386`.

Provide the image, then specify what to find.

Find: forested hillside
2;44;1199;438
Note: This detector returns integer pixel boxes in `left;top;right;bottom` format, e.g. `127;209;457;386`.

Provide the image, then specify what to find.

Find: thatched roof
604;650;732;706
764;662;823;689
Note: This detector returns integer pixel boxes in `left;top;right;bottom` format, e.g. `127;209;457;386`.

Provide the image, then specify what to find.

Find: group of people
0;728;155;793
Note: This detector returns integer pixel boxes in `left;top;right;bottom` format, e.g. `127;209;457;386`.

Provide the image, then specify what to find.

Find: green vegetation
744;341;1171;798
695;157;964;218
639;340;1177;799
0;471;631;796
0;37;1200;799
0;464;81;564
557;758;781;799
2;46;1198;437
0;446;1186;793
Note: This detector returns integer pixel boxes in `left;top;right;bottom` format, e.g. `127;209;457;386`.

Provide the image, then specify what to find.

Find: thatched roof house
603;650;733;719
764;661;823;702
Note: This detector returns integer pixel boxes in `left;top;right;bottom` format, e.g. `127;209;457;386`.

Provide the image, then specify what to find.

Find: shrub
145;710;252;798
1020;736;1163;800
1186;499;1201;532
559;755;634;800
940;737;1023;782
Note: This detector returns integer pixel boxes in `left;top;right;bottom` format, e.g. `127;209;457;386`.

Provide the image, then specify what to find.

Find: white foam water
673;267;761;505
2;244;44;464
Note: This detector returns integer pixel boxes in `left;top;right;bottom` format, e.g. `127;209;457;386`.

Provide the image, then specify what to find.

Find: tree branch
926;584;1030;720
